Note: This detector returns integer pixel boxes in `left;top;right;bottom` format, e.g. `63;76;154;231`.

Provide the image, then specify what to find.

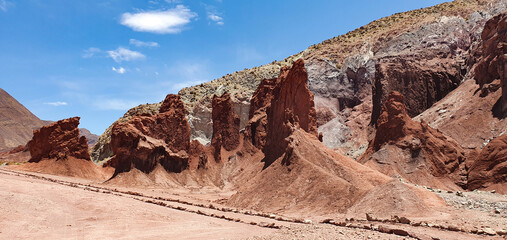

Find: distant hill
0;88;98;152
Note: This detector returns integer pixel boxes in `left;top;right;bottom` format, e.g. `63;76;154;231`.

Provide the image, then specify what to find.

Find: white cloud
107;47;145;63
112;67;126;74
207;13;223;25
120;5;197;34
82;47;101;58
44;101;68;106
129;39;159;47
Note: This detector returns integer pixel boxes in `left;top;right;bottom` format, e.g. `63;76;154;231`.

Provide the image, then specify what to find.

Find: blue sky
0;0;449;135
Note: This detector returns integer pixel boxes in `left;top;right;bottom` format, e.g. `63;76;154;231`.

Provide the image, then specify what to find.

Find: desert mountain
0;88;46;152
0;88;99;152
91;0;506;163
98;59;444;220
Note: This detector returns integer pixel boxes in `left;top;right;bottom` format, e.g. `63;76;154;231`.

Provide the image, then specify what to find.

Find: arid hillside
0;88;99;153
0;88;46;152
91;0;506;163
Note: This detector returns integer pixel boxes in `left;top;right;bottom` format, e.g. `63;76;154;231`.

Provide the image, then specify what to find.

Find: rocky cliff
360;92;466;190
263;59;318;166
91;0;506;163
473;11;506;116
211;93;241;161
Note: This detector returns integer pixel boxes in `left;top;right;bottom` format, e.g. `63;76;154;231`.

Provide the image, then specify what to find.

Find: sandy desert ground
1;167;505;240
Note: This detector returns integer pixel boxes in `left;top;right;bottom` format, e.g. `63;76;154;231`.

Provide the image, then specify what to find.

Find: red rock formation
28;117;90;162
244;78;278;150
360;92;466;190
371;49;462;126
248;78;277;119
188;140;209;170
211;93;240;161
473;12;506;114
468;134;507;194
109;94;190;175
263;59;318;166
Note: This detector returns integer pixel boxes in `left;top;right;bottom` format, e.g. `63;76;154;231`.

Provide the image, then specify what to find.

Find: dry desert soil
1;167;505;240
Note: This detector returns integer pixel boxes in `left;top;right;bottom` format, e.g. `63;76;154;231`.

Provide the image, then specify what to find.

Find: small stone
447;225;460;231
494;208;501;214
456;191;464;197
482;228;496;235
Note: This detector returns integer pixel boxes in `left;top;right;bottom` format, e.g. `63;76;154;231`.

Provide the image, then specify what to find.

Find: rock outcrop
91;102;161;162
28;117;90;162
468;134;507;194
188;140;209;170
360;92;466;190
245;78;278;150
109;94;190;176
263;59;318;166
473;12;506;115
371;48;463;126
211;93;240;161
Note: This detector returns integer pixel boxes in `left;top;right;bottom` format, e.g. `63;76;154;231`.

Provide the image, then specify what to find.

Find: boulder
28;117;90;162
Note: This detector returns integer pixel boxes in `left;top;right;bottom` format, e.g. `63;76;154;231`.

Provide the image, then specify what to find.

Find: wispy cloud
44;101;68;106
82;47;101;58
120;5;197;34
205;5;224;25
107;47;145;63
94;99;140;111
130;39;159;47
208;13;224;25
0;0;11;12
207;13;223;25
112;67;126;74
